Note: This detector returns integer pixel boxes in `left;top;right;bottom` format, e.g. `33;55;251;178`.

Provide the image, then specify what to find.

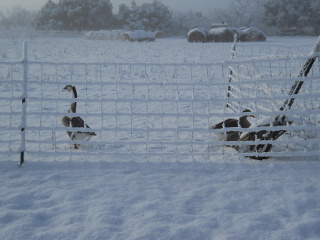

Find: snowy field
1;36;320;239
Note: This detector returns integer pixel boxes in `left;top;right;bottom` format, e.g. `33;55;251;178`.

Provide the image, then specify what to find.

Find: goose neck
72;86;77;98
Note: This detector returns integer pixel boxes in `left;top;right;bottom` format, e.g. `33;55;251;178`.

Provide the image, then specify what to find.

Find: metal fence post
20;41;28;166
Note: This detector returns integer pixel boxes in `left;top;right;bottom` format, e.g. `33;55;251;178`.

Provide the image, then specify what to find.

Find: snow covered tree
171;11;209;36
0;6;36;30
59;0;114;30
310;0;320;34
209;0;266;29
131;0;137;9
264;0;320;35
34;0;64;30
115;3;131;29
35;0;115;31
117;0;173;32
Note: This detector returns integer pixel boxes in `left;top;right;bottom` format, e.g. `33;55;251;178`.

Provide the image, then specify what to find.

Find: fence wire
0;41;319;163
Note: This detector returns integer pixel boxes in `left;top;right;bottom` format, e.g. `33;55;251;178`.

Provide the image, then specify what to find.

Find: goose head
63;85;77;98
239;109;255;128
242;109;254;115
63;85;74;92
240;109;255;119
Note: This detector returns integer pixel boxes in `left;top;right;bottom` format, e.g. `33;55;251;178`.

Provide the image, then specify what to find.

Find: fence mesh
0;40;319;163
225;40;320;159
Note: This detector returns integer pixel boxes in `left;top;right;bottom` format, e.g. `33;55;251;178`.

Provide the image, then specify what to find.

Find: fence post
20;41;28;166
225;34;237;110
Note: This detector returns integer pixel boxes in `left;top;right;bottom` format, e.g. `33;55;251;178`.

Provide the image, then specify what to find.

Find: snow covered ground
1;35;320;239
1;161;320;240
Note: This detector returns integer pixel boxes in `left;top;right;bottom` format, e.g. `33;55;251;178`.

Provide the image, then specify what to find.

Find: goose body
61;115;96;141
239;118;293;156
62;85;96;148
210;109;254;141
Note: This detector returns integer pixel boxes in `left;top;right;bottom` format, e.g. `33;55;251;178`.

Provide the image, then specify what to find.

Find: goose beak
63;85;72;90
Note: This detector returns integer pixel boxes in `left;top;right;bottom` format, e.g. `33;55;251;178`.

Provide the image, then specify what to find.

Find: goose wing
211;118;239;129
70;116;85;128
71;117;96;136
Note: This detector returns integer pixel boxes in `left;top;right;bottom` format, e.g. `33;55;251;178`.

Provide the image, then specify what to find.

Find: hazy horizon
0;0;231;14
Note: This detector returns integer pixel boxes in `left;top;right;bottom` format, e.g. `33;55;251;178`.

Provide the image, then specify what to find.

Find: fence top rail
226;53;320;66
1;52;319;68
27;92;320;105
0;59;224;67
25;74;319;85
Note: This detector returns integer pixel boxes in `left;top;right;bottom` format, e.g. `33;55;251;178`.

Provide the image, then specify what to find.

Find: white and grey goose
210;109;255;141
61;85;96;148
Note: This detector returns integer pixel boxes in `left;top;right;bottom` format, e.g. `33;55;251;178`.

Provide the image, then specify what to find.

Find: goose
239;118;293;158
210;109;255;141
62;85;96;148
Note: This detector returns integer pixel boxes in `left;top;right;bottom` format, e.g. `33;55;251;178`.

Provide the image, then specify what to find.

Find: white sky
0;0;231;14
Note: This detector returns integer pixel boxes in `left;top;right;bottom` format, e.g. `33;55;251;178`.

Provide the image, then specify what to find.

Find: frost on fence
225;42;320;159
19;63;229;162
0;42;319;163
0;64;23;161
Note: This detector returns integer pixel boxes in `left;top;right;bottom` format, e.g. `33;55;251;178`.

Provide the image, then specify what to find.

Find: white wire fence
0;40;319;163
